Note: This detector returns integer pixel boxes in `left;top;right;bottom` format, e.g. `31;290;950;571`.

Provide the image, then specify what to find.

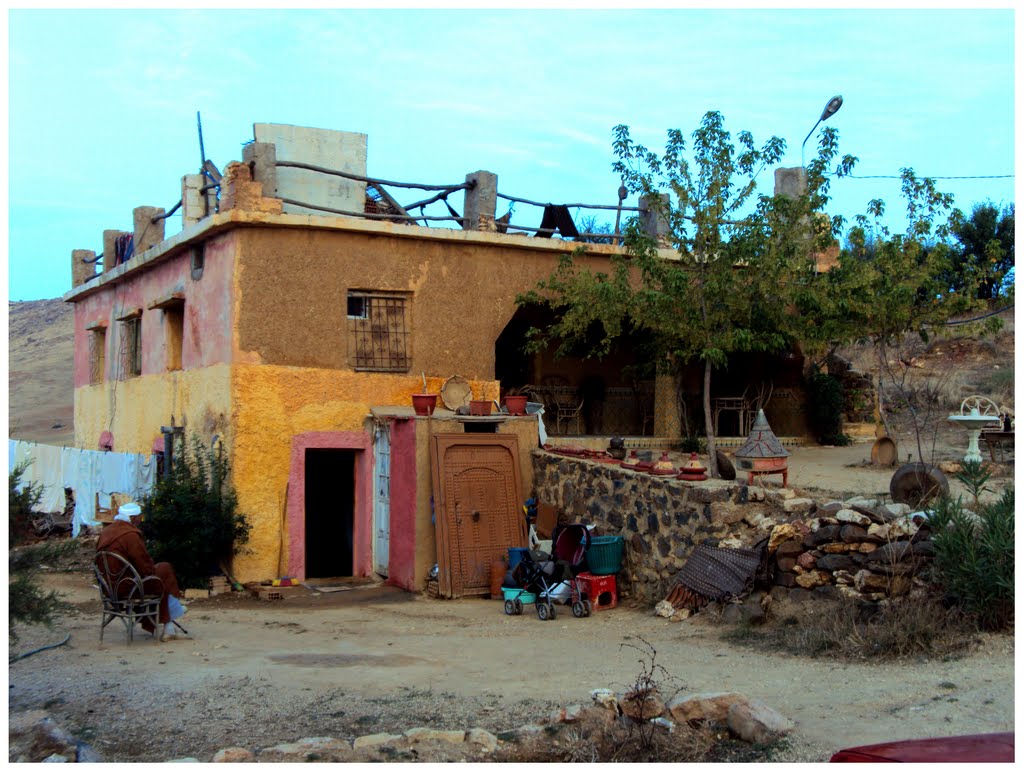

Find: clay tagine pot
677;452;708;481
607;436;627;460
649;450;677;476
620;449;640;470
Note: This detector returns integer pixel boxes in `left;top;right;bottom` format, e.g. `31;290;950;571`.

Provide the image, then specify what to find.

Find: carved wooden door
430;435;525;598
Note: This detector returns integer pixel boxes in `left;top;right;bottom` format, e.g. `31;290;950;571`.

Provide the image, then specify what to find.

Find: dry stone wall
533;451;756;603
531;451;934;607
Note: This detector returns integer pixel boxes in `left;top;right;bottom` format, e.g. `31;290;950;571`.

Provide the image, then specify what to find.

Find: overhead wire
826;173;1014;180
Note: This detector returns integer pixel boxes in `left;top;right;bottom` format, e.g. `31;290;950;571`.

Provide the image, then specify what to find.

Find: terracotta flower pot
469;399;492;416
412;393;437;416
504;395;528;416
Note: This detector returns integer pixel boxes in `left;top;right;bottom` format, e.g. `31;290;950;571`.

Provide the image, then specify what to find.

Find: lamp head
820;95;843;122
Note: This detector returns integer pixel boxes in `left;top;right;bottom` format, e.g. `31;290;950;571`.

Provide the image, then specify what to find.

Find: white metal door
372;423;391;577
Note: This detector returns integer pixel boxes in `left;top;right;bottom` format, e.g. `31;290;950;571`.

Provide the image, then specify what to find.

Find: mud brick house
64;124;826;592
64;125;635;591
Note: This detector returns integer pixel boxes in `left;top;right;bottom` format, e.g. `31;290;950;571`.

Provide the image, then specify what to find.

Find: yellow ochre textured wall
73;365;232;454
227;364;495;582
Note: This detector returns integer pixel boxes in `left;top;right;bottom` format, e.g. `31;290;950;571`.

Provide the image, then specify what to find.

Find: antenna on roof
196;111;221;187
197;111;207;174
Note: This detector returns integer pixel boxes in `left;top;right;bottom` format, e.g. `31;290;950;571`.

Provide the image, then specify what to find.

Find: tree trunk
703;359;719;478
875;345;894;442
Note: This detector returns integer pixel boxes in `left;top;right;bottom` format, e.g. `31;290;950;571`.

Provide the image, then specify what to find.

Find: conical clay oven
733;409;790;487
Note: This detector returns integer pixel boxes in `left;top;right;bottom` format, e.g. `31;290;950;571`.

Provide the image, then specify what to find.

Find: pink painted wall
285;430;373;581
71;235;236;388
386;417;418;591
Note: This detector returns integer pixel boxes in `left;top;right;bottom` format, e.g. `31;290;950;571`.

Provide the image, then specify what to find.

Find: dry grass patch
722;596;980;662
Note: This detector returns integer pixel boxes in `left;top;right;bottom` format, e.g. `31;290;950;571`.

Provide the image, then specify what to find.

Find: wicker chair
94;551;163;644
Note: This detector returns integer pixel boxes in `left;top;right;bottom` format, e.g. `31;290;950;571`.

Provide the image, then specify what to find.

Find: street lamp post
801;95;844;167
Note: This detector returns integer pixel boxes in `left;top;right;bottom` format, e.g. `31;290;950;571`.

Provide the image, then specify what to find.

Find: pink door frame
383;417;417;591
286;431;373;581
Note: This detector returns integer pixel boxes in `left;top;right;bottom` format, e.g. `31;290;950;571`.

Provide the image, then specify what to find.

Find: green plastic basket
587;535;624;575
501;587;536;603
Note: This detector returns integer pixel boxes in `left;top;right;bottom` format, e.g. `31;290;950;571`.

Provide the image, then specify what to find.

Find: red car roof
831;732;1014;763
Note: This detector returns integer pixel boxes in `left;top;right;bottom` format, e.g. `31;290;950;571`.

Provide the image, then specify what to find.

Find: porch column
181;173;214;227
242;141;278;198
71;249;96;288
462;170;497;231
639;193;671;243
133;206;165;255
102;229;131;273
653;372;682;439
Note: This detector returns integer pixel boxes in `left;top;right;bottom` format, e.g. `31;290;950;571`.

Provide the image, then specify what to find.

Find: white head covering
115;502;142;522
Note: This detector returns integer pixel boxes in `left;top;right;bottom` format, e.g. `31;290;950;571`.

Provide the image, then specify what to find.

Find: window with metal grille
121;315;142;378
88;327;106;384
347;291;411;372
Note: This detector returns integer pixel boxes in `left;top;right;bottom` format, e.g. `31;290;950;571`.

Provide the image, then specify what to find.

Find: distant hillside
8;298;75;445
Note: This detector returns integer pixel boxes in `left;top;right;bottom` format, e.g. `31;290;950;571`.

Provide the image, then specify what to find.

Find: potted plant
469;398;493;416
412;373;437;416
503;386;529;416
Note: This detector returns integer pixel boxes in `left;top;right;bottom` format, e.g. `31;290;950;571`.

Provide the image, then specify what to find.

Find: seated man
96;502;187;641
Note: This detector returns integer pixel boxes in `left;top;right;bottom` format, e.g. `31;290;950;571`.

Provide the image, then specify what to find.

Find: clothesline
8;440;157;537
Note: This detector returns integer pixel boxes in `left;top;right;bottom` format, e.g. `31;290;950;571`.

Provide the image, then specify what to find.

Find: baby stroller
503;523;593;621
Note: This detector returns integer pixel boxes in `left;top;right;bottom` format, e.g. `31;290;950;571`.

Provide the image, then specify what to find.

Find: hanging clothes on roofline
114;233;134;265
535;205;580;239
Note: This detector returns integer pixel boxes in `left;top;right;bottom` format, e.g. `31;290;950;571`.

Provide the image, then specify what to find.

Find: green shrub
805;368;847;445
679;436;707;454
9;460;42;540
954;459;993;508
140;435;252;589
8;462;72;639
928;489;1014;631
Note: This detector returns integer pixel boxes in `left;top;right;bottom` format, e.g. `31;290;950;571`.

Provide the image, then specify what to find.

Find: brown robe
96;520;180;629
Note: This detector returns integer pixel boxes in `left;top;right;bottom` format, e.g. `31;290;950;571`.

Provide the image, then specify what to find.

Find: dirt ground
7;568;1014;763
9;437;1015;763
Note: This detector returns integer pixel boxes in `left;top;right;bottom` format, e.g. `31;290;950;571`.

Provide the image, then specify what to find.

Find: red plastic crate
577;572;617;611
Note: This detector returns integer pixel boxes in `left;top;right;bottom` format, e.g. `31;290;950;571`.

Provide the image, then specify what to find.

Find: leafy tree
799;170;999;462
140;435;251;589
804;367;850;445
575;215;618;245
946;201;1014;299
9;462;73;640
519;112;853;476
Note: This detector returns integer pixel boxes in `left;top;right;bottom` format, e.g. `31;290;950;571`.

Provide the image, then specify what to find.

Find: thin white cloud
400;100;508;121
550;127;608;150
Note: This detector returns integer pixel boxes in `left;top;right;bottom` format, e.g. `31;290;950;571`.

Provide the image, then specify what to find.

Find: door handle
472;511;481;523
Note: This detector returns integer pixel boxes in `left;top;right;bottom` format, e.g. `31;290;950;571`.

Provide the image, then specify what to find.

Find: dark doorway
305;449;355;578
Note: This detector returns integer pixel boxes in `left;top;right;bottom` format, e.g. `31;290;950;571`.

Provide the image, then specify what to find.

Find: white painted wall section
253;123;368;216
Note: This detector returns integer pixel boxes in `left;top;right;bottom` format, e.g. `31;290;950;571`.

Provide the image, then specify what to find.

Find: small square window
191;243;205;280
347;291;411;372
347;295;367;319
165;305;184;371
89;327;107;384
121;316;142;378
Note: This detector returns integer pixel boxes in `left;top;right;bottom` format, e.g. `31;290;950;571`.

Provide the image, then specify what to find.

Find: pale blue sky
6;7;1017;301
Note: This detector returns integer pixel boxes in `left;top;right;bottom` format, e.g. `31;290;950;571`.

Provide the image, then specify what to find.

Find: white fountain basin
949;409;1001;463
